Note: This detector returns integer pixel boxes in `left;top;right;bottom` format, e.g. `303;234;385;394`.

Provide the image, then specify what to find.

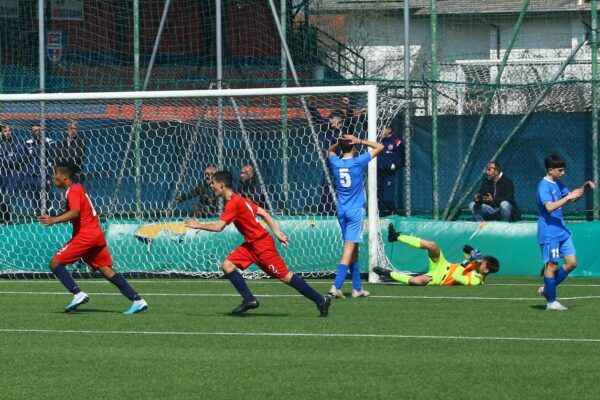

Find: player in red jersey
38;161;148;314
184;170;331;316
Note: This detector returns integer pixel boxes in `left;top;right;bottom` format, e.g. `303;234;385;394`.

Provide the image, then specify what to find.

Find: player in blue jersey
327;133;383;298
537;154;595;311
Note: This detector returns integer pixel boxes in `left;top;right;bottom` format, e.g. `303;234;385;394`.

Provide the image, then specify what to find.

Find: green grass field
1;277;599;400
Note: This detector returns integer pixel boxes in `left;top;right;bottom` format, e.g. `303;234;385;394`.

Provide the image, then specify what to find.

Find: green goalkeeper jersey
426;252;485;286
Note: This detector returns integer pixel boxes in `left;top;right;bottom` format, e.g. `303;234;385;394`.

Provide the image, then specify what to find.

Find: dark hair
55;160;80;179
545;154;565;170
338;137;355;154
31;122;40;128
483;255;500;274
212;170;233;188
489;161;501;171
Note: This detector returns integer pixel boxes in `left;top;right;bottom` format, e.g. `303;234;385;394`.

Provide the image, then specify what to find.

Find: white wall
341;12;590;82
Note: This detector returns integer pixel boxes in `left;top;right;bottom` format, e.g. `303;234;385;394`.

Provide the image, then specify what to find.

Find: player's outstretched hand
567;188;584;201
583;181;597;191
274;230;289;247
38;214;54;227
184;218;202;229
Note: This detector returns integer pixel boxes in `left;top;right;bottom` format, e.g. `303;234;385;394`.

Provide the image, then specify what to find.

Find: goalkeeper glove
462;245;474;258
469;249;482;261
461;245;482;266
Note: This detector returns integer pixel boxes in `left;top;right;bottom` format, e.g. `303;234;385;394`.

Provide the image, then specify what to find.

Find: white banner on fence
50;0;84;21
0;0;19;19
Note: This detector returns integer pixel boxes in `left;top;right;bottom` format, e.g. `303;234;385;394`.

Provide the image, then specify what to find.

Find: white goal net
0;85;404;280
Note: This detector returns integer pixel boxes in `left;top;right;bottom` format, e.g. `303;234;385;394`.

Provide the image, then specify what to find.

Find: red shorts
54;236;113;269
226;235;290;279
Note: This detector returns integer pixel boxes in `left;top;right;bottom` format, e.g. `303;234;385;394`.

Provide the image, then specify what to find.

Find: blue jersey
537;177;571;244
328;152;372;212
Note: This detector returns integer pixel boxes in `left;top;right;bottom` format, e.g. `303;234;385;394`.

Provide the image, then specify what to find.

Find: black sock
52;265;81;294
109;273;142;301
226;270;255;302
290;273;325;304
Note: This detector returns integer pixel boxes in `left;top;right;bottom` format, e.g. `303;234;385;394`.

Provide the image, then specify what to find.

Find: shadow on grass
53;308;121;314
530;305;548;310
185;311;292;318
228;312;291;318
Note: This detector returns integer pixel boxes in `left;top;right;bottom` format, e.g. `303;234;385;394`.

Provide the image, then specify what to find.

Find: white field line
2;280;600;287
0;291;599;301
0;327;599;343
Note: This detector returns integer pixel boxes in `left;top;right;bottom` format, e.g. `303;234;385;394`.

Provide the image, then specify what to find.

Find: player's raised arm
327;140;340;157
256;207;289;246
340;134;384;158
544;189;583;212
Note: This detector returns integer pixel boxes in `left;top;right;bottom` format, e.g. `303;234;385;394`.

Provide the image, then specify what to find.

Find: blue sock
226;270;255;302
555;266;570;286
334;264;349;289
52;265;81;294
349;263;362;291
544;276;557;303
109;273;142;301
290;274;324;304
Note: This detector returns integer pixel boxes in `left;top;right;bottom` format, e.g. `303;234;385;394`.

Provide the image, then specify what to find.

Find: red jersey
65;183;104;241
220;194;269;243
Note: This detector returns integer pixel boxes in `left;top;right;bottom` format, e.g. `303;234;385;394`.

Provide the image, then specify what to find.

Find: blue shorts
337;208;364;243
540;237;576;263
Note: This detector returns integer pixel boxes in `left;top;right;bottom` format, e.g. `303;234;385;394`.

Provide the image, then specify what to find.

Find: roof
310;0;431;12
312;0;592;14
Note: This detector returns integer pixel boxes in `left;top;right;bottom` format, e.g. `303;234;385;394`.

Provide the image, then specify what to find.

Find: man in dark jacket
24;122;55;213
238;165;267;209
469;161;521;222
54;120;85;181
0;124;24;224
377;123;404;216
176;166;217;218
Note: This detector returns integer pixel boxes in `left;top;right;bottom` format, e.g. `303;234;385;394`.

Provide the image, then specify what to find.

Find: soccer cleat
387;223;400;242
351;289;370;298
64;292;89;313
537;286;548;300
329;285;345;299
317;295;332;317
373;266;392;278
123;299;148;315
231;299;259;315
546;301;568;311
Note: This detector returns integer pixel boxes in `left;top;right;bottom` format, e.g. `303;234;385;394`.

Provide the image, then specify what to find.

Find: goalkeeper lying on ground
373;224;500;286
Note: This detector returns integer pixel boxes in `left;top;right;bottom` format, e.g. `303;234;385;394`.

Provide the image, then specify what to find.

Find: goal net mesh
0;89;403;278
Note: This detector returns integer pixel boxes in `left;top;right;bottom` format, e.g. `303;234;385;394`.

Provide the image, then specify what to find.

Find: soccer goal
0;85;402;280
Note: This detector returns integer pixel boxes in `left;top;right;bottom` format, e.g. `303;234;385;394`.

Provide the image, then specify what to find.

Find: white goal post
0;85;389;281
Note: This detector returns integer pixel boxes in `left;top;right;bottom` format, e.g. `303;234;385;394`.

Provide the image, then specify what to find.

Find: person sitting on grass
373;224;500;286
